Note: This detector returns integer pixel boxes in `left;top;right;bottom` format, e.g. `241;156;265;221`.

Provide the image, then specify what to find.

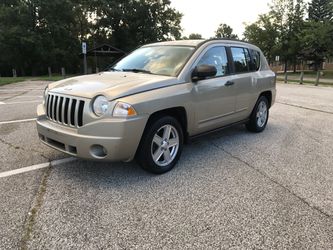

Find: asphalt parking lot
0;81;332;249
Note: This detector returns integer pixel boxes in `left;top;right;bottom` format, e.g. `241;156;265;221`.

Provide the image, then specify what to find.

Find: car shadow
54;123;280;188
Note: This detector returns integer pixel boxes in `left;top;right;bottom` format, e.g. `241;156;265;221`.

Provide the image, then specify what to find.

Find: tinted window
231;47;249;73
250;50;261;71
197;46;229;77
244;48;252;69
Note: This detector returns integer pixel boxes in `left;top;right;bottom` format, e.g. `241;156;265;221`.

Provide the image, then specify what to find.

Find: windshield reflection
112;46;195;77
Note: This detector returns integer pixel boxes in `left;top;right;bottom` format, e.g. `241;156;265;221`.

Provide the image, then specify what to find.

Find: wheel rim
256;101;268;128
151;124;179;167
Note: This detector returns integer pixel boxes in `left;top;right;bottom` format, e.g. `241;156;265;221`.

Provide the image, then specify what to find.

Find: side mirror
191;64;217;82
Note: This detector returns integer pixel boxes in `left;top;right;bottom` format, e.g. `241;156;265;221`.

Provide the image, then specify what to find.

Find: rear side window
250;50;261;71
197;46;230;77
231;47;249;73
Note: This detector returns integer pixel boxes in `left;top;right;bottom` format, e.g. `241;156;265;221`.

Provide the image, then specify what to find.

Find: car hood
48;72;179;100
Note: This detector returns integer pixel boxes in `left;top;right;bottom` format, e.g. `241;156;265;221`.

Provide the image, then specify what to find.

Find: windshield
111;46;195;77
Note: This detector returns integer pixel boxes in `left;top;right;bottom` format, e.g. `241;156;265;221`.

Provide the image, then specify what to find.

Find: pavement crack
276;101;333;115
0;138;49;161
20;166;52;250
2;90;30;101
211;142;332;219
0;138;20;150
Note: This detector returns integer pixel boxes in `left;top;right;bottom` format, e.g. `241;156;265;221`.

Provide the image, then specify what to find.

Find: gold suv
36;39;276;174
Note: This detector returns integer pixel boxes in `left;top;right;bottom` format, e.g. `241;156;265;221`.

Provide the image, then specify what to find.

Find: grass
276;70;333;80
276;78;333;86
0;75;76;86
0;77;29;86
275;70;333;86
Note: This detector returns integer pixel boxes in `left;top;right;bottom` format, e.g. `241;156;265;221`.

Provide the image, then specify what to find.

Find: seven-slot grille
46;94;85;127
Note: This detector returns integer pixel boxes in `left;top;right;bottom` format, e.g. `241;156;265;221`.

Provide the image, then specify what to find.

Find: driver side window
197;46;229;77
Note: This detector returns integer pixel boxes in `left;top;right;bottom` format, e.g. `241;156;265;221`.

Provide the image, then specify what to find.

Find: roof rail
202;38;251;44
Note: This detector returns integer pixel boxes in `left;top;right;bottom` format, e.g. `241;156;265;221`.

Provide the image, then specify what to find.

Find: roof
143;40;205;47
143;39;259;50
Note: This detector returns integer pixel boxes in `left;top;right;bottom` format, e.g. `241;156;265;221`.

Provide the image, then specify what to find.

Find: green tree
243;14;279;64
308;0;333;22
93;0;183;51
0;0;87;76
301;0;333;69
0;1;42;75
188;33;203;39
214;23;238;39
301;21;333;69
37;0;83;74
269;0;306;72
0;0;183;76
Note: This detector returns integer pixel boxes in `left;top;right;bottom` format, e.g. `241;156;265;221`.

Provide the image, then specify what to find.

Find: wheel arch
259;91;272;108
149;107;188;137
139;107;189;146
135;107;187;171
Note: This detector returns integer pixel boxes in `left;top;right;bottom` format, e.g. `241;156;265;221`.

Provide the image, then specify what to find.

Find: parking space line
0;89;44;92
0;118;37;125
0;157;76;178
9;95;43;98
0;100;41;105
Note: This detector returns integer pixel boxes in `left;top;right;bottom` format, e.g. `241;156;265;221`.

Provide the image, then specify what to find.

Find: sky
170;0;272;39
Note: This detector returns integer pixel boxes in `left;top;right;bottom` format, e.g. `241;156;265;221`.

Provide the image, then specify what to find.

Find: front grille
46;94;85;127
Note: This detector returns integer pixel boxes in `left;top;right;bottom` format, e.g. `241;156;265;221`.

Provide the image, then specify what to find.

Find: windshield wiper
109;67;121;71
121;68;152;74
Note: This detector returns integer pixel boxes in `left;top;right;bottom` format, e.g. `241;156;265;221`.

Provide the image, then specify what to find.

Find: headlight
92;95;109;117
112;102;137;117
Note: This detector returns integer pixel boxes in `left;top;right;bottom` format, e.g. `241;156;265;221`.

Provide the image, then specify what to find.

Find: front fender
116;83;195;134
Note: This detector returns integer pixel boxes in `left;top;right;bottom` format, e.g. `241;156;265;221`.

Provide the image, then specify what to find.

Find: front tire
136;116;184;174
246;96;269;133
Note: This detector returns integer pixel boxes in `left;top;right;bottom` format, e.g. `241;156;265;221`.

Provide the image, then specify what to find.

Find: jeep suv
36;39;276;174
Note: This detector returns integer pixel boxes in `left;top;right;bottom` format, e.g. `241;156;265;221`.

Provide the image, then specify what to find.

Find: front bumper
36;106;148;162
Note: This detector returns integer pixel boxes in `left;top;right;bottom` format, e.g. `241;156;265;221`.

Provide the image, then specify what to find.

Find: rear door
229;47;256;120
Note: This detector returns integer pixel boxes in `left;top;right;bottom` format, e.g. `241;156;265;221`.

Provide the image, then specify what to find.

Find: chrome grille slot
70;99;77;126
54;96;59;121
64;98;69;124
46;94;85;127
49;95;54;120
78;101;84;127
58;97;64;123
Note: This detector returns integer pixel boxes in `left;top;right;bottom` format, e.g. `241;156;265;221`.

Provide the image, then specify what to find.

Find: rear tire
136;116;184;174
246;96;269;133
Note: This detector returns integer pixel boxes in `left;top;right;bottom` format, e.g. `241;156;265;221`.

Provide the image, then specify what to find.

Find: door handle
225;81;234;86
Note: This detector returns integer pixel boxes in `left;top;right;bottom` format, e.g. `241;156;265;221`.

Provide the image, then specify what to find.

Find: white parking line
0;100;41;105
0;89;44;92
0;157;76;178
9;95;43;98
0;118;37;125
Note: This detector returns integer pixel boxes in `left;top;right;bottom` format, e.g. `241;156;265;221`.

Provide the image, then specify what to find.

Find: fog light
90;144;107;158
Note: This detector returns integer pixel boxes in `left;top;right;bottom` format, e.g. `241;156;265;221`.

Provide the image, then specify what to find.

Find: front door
192;46;237;133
